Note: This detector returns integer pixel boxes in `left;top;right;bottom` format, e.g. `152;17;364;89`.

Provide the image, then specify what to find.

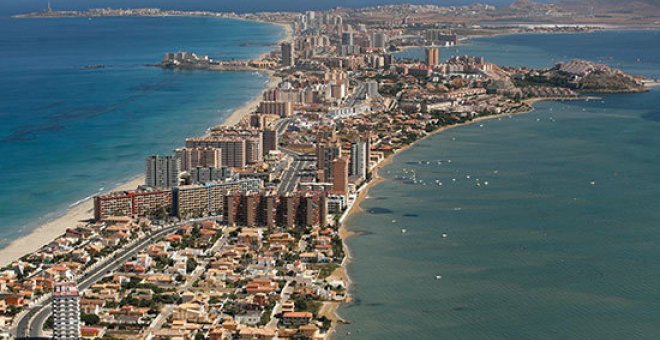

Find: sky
0;0;524;16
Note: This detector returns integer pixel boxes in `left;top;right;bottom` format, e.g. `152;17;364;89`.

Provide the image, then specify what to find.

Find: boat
401;229;407;233
82;64;105;69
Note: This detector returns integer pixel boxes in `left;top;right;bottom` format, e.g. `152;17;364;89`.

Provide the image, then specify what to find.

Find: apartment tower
425;47;439;67
52;281;81;340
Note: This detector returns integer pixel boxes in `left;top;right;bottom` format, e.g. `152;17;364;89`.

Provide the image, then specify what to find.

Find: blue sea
339;31;660;339
0;0;520;17
0;16;284;245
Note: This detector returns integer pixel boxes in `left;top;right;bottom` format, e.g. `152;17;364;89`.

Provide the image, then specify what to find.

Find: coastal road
278;152;314;194
14;224;180;339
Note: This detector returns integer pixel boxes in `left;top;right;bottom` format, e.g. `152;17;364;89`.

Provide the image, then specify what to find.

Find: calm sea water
339;31;660;339
0;17;284;244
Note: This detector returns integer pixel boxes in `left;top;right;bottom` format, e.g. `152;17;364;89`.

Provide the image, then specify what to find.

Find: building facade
281;42;295;67
52;281;81;340
172;179;261;218
175;147;222;172
332;157;349;194
94;188;172;221
425;47;439;67
145;155;181;189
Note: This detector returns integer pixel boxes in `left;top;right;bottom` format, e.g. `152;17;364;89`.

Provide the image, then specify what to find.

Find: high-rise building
278;191;327;228
425;30;458;46
223;191;327;228
190;166;232;184
52;281;81;340
145;155;181;189
350;139;368;180
332;157;349;194
262;129;278;155
175;147;222;172
172;179;261;218
281;42;295;67
366;81;379;98
258;101;293;117
341;32;354;46
316;142;342;182
372;32;388;48
186;138;248;168
426;47;439;67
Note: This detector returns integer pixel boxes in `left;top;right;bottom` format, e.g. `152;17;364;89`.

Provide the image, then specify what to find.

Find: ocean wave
69;194;94;208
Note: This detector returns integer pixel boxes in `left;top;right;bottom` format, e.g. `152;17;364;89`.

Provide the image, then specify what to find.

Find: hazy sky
0;0;524;16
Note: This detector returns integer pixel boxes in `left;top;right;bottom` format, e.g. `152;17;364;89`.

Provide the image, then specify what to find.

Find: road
278;148;317;194
147;233;228;334
275;118;292;136
14;225;180;339
344;81;366;108
278;158;305;194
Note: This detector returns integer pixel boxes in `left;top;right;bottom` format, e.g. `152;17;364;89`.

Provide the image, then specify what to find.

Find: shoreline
0;21;290;268
327;95;577;336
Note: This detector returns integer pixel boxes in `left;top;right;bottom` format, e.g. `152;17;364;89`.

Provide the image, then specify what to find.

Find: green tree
81;313;101;325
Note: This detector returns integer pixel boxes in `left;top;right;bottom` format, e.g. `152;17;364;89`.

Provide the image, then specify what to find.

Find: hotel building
186;138;248;168
94;188;172;221
172;179;261;218
175;147;222;172
258;101;293;117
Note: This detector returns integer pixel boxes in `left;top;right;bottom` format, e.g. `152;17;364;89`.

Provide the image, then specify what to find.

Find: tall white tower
52;281;81;340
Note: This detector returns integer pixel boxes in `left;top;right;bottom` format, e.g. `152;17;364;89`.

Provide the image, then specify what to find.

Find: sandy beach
0;176;144;267
0;24;290;267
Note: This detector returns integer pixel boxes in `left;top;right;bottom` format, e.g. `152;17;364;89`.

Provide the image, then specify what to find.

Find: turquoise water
0;17;284;245
339;31;660;339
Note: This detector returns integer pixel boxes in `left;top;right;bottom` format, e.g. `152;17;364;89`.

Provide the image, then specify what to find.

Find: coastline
0;21;290;268
326;97;560;336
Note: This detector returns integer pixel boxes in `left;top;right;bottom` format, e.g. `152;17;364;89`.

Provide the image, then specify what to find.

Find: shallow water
0;16;284;244
339;30;660;339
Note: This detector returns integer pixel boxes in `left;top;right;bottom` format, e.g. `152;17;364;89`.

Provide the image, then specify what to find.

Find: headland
2;2;658;339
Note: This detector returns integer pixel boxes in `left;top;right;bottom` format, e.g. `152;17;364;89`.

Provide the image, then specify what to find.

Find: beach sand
0;176;144;267
0;62;284;268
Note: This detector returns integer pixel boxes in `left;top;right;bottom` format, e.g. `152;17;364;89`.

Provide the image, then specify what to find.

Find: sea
338;30;660;339
0;16;285;246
